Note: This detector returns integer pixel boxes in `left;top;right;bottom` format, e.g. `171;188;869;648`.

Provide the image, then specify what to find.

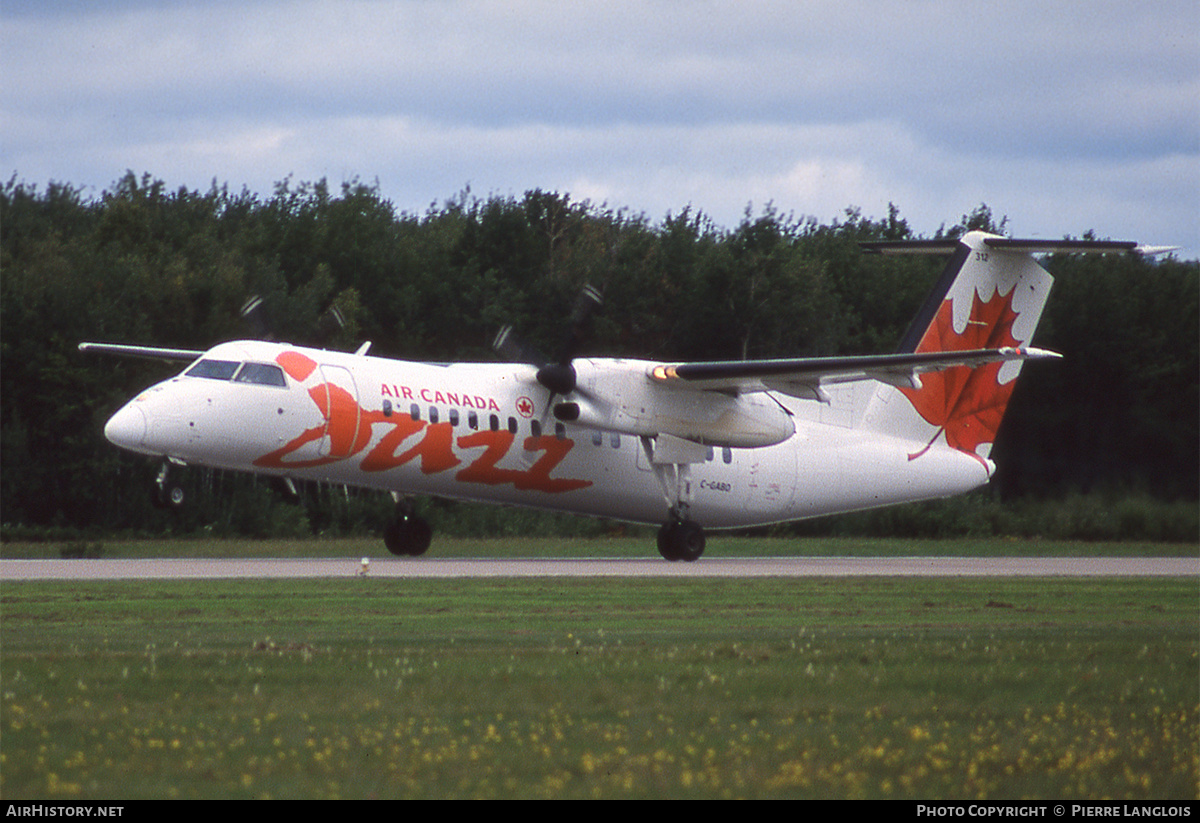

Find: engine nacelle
555;359;795;448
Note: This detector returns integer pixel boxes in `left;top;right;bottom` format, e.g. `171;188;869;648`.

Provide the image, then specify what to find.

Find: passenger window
592;431;604;447
233;362;287;387
508;417;518;434
722;447;733;464
489;414;500;431
428;407;439;424
410;404;421;421
610;432;620;448
448;409;460;427
555;423;566;440
468;411;479;430
186;359;240;380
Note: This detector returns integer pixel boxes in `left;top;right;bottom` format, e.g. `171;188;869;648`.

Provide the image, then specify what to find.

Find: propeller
493;283;603;405
240;295;270;339
239;294;348;346
537;284;603;395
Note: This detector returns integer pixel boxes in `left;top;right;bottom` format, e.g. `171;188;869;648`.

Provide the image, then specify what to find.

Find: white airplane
80;231;1160;560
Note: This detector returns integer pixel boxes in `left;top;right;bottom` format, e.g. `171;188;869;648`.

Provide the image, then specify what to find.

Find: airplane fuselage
104;339;990;530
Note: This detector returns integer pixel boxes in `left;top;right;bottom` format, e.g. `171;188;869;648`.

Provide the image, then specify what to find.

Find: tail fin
861;231;1135;464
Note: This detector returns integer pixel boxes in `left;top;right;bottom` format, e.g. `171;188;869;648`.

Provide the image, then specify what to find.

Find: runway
2;555;1196;580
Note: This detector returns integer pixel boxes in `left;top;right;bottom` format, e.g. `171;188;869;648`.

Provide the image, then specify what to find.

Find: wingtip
1133;245;1180;257
1021;346;1064;360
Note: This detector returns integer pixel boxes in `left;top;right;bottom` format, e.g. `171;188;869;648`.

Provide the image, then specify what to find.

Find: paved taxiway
2;556;1196;580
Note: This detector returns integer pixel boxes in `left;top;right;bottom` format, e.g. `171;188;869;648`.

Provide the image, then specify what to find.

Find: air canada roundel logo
516;396;536;418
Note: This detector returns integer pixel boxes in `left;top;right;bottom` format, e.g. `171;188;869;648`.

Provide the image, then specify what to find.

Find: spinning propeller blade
493;284;604;417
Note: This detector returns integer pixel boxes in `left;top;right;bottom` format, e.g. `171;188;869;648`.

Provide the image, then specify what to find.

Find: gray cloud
3;0;1197;251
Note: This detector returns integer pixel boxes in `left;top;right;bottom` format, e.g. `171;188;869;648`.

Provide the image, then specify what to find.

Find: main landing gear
383;496;432;557
642;435;708;562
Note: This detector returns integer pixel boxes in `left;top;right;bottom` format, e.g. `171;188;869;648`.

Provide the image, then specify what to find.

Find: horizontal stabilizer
982;238;1136;254
861;237;1161;256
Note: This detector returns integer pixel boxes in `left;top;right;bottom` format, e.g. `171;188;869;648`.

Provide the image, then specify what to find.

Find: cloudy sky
4;0;1198;254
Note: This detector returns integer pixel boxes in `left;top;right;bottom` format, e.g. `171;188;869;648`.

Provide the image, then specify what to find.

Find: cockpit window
233;362;287;387
185;359;240;380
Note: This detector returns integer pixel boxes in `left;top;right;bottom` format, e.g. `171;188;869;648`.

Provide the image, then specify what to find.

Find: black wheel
153;460;185;510
384;515;433;556
657;520;681;561
407;517;432;556
672;520;705;562
657;519;705;562
384;517;409;556
154;485;185;509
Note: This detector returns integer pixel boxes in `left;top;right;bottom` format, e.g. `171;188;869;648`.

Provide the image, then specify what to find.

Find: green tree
2;176;1194;538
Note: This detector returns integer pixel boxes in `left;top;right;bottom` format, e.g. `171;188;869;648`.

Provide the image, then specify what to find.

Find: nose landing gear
152;458;187;509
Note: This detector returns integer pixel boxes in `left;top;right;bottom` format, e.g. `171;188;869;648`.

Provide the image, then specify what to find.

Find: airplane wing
78;342;205;362
649;346;1061;401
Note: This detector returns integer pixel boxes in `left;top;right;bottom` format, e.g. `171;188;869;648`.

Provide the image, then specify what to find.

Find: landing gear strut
152;459;186;509
641;435;709;562
383;498;432;557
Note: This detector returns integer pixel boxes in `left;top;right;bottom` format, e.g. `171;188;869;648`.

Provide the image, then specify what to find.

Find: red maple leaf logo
900;288;1021;462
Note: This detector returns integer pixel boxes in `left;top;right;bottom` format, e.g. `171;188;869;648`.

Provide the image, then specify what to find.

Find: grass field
2;539;1196;800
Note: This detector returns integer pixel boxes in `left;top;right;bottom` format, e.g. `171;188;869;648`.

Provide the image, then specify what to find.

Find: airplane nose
105;404;147;449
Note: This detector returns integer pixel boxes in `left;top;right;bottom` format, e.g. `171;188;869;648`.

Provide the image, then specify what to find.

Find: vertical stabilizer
859;232;1152;465
861;231;1055;465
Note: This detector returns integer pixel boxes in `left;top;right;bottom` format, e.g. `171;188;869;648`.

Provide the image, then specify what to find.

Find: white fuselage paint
104;340;991;530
